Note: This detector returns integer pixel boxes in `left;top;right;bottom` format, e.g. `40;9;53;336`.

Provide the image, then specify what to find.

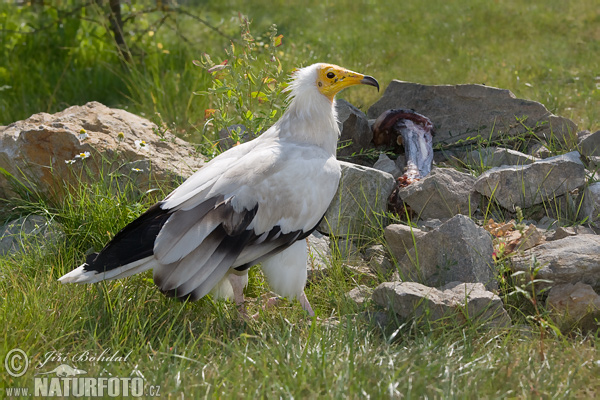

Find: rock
306;233;331;281
372;281;510;327
546;282;600;332
395;168;479;219
511;235;600;291
529;143;552;159
546;226;577;241
373;153;402;178
417;219;446;231
346;285;373;306
368;81;577;146
384;223;426;261
578;130;600;157
319;161;395;237
364;244;395;276
474;151;585;210
0;215;63;256
396;215;496;289
441;282;512;328
336;99;373;159
537;216;558;230
581;182;600;227
463;147;540;168
0;102;204;200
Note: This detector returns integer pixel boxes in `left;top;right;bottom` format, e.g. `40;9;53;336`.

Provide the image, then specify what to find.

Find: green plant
195;17;288;155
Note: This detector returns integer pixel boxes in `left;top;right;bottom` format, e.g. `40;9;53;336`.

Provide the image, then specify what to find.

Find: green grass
1;0;600;398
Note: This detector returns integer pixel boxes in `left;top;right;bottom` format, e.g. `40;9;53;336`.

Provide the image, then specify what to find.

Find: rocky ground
1;81;599;333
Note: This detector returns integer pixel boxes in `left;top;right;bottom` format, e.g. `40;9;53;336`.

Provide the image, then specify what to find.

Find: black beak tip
361;75;380;92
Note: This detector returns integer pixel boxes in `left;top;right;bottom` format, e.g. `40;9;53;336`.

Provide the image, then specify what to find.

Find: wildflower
78;132;88;141
65;159;76;165
134;140;147;149
131;168;144;172
79;128;86;134
75;151;90;159
117;131;125;141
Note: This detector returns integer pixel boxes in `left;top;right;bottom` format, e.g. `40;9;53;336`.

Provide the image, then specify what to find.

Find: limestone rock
384;223;426;261
396;215;496;289
368;81;577;146
546;282;600;332
336;99;373;159
0;102;204;200
364;244;395;276
319;161;395;237
511;235;600;290
0;215;63;256
581;182;600;227
474;151;585;210
395;168;479;219
578;130;600;157
346;285;373;306
463;147;540;168
373;153;402;178
372;281;510;327
306;233;331;281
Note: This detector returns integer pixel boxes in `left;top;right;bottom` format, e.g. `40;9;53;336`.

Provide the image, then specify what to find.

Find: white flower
135;140;148;149
78;133;89;141
65;159;76;165
131;168;144;172
75;151;90;159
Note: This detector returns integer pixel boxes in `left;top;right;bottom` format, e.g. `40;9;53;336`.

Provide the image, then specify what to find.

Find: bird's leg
228;273;248;318
298;291;315;317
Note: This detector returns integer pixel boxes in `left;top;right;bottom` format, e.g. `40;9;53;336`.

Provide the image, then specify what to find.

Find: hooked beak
360;75;380;92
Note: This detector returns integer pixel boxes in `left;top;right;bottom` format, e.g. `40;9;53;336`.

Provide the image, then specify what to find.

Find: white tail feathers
58;256;157;284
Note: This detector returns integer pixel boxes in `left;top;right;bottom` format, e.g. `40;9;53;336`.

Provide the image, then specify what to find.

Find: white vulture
59;63;379;317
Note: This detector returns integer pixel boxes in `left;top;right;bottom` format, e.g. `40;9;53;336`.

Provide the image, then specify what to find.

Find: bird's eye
326;72;335;79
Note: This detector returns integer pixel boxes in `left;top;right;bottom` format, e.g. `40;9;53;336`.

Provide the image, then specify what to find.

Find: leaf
204;109;217;119
273;34;284;47
251;91;268;103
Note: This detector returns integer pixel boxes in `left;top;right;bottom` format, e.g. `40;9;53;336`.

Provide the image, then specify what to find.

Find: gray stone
546;282;600;332
463;147;540;168
319;161;396;237
396;215;496;289
336;99;373;158
367;81;577;146
0;102;205;200
474;151;585;210
581;182;600;227
372;281;510;327
546;226;577;241
0;215;64;256
373;153;402;178
384;223;426;262
578;130;600;157
364;244;395;276
306;233;331;280
537;216;558;230
441;282;512;328
530;142;552;159
511;235;600;291
346;285;373;306
395;168;479;219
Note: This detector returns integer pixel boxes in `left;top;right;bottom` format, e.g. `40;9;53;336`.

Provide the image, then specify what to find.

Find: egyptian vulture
59;63;379;317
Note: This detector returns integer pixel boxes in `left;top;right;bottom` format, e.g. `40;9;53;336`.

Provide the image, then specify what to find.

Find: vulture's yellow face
316;64;379;101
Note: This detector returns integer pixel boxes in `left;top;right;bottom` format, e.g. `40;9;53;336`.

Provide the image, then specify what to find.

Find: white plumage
59;63;378;317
